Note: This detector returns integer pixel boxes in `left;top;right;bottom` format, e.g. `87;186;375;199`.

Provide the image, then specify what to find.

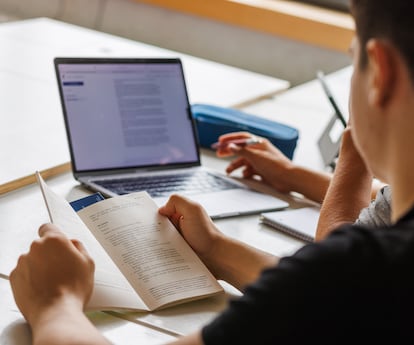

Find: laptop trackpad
154;189;288;219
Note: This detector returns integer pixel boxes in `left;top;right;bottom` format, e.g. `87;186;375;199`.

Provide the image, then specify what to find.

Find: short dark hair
351;0;414;82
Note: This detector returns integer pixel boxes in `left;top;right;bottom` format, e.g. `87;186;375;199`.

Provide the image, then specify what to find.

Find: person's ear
365;39;396;108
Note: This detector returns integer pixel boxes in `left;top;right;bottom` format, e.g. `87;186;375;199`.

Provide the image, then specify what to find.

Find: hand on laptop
215;131;332;203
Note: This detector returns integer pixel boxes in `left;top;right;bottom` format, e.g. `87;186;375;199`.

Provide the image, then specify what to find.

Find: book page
78;191;224;311
36;173;148;311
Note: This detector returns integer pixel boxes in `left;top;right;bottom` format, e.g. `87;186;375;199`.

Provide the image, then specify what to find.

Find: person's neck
391;181;414;223
381;62;414;223
389;110;414;223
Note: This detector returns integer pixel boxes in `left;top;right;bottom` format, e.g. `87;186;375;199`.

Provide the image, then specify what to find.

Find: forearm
316;131;373;241
282;162;381;206
286;165;332;204
202;235;278;291
31;302;110;345
316;168;372;241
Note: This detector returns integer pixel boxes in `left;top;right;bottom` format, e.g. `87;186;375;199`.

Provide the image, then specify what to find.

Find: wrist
201;233;238;281
287;165;331;203
286;164;307;192
30;296;109;345
29;295;84;332
337;127;370;175
268;161;297;194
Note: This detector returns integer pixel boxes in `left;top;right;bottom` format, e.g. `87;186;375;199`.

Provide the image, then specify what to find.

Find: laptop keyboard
94;170;237;197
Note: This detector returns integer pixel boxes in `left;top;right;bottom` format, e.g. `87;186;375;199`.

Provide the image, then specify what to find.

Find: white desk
0;17;289;194
0;62;351;343
0;164;306;344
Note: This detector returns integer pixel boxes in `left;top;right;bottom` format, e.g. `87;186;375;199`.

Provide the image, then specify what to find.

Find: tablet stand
317;113;343;170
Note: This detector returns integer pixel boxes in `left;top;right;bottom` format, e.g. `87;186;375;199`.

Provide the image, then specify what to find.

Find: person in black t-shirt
10;1;414;344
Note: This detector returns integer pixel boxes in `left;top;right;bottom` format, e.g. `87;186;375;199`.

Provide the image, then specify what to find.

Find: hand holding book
36;172;224;312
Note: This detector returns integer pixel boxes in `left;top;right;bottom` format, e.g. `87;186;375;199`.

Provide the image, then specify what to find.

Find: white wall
0;0;351;85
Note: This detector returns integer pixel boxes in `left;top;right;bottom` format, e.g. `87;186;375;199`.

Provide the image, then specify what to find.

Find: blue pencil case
191;103;299;159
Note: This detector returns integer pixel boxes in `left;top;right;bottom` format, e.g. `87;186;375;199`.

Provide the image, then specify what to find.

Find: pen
211;137;262;150
316;70;347;128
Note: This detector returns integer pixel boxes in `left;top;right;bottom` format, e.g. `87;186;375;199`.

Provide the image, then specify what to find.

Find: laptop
54;57;289;219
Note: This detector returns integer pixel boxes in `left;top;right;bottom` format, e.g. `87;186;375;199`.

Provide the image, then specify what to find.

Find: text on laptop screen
56;61;199;172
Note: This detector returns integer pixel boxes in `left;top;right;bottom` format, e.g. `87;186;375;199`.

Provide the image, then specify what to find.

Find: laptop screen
54;58;200;174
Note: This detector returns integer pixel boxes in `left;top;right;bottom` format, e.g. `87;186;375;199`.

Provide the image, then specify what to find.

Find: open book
36;172;224;312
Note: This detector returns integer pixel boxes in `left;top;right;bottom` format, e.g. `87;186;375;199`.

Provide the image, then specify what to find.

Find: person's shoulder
322;221;414;263
356;184;392;227
288;222;411;263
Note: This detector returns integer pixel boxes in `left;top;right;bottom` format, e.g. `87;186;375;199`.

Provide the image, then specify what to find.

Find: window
133;0;354;52
295;0;349;12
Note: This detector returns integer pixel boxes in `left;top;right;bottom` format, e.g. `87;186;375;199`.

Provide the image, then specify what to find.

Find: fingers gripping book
36;172;223;312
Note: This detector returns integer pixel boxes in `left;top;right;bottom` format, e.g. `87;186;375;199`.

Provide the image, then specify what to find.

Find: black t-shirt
202;207;414;345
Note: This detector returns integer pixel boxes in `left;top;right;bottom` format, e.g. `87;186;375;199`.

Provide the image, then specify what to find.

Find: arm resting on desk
216;131;384;209
202;234;278;291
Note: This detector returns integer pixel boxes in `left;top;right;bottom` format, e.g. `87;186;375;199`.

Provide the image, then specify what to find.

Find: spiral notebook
260;207;320;243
